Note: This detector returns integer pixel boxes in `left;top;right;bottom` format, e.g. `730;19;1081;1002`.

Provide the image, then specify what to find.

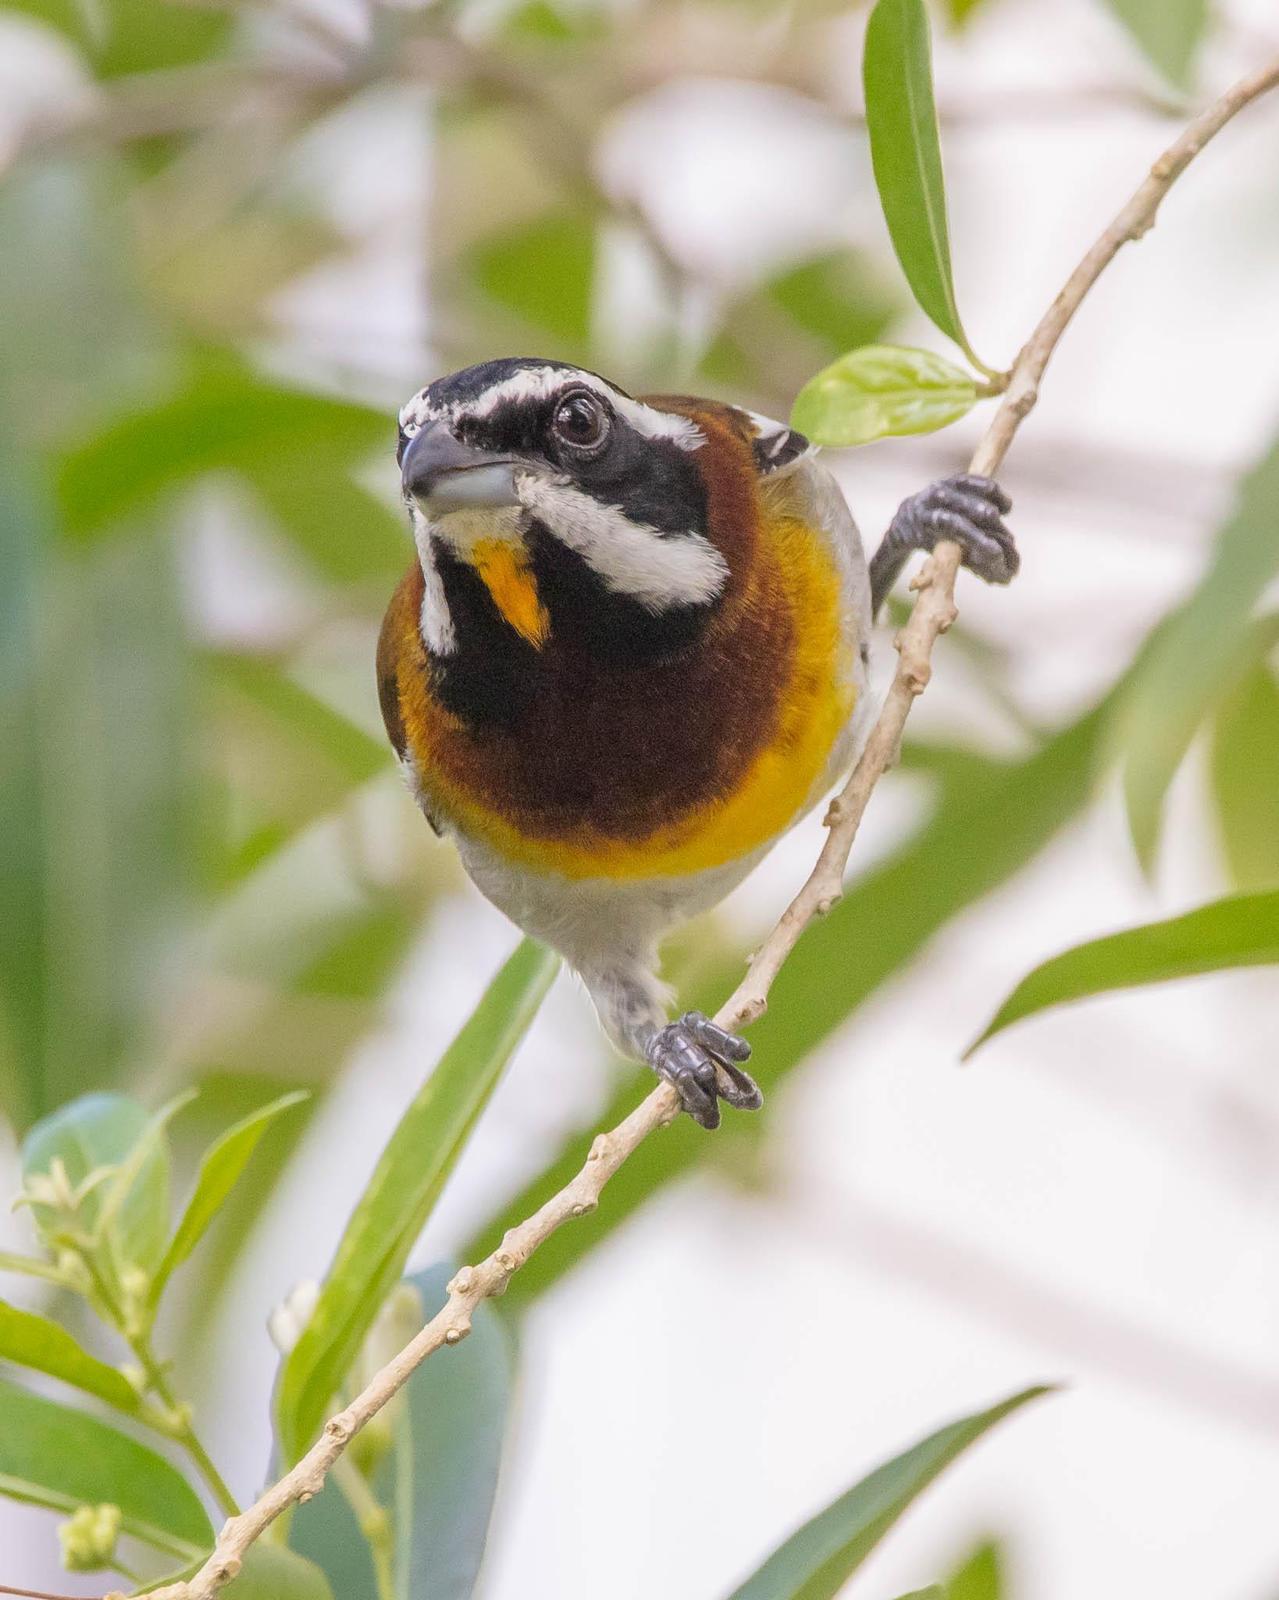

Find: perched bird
378;358;1016;1128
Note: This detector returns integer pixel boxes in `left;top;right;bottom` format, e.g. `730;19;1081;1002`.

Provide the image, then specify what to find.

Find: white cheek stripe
517;477;727;612
409;506;456;656
399;367;704;452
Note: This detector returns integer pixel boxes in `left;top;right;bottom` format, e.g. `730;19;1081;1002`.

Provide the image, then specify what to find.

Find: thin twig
124;53;1279;1600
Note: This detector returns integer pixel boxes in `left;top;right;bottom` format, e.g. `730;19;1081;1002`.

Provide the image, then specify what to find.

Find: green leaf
0;1252;69;1287
291;1264;516;1600
223;1546;336;1600
149;1091;310;1309
945;1539;1004;1600
467;701;1110;1307
1210;656;1279;889
1100;0;1207;89
396;1265;515;1599
55;365;387;540
22;1092;172;1273
0;1375;213;1558
967;891;1279;1054
792;344;977;446
1115;439;1279;873
470;214;597;346
275;940;558;1463
723;1388;1049;1600
0;1299;142;1415
893;1590;944;1599
863;0;981;365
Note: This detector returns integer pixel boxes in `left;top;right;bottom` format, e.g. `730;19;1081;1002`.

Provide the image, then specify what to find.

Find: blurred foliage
0;0;1271;1592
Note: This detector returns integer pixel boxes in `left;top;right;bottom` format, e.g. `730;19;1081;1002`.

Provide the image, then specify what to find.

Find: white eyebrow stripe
516;476;727;611
400;367;704;451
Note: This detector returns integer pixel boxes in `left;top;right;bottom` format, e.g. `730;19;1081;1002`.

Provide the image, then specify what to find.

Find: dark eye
551;389;610;454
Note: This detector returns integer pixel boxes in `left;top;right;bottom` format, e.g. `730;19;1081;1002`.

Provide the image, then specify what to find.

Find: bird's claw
645;1011;762;1130
890;473;1018;587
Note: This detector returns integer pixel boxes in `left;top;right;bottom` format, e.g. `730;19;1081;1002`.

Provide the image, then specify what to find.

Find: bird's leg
869;473;1018;618
587;966;762;1131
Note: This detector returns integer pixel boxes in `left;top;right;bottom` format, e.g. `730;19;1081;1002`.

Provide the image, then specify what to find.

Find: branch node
815;893;841;917
447;1266;475;1295
822;797;846;828
902;662;932;695
738;996;767;1026
570;1198;598;1217
444;1323;469;1345
587;1134;609;1162
324;1415;353;1444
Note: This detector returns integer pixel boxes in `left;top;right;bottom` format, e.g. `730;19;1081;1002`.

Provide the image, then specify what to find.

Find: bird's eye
551;389;610;454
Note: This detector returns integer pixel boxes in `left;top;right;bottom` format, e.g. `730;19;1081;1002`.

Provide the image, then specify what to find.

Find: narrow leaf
1115;438;1279;873
968;891;1279;1054
0;1299;141;1415
893;1590;944;1599
0;1251;68;1287
1102;0;1207;90
0;1376;213;1558
863;0;980;363
276;940;558;1463
723;1387;1049;1600
792;344;977;446
149;1091;310;1307
1210;657;1279;890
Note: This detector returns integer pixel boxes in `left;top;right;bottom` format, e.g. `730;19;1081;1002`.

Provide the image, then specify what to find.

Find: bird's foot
875;474;1018;611
645;1011;762;1131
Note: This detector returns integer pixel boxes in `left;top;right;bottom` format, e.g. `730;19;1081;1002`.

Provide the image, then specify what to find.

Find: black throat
424;524;718;732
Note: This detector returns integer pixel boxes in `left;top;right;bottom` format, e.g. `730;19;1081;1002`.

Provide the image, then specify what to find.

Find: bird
377;357;1017;1129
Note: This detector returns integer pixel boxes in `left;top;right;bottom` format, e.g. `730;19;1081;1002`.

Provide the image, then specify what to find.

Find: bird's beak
401;423;520;512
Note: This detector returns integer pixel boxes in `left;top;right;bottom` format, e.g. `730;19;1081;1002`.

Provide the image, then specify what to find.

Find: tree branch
128;53;1279;1600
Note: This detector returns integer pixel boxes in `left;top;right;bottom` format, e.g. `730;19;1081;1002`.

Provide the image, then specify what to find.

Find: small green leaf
149;1091;310;1309
968;891;1279;1054
22;1093;172;1272
792;344;977;446
946;1539;1004;1600
1101;0;1207;90
223;1546;336;1600
1210;657;1279;890
0;1299;141;1415
0;1376;213;1558
275;940;558;1463
1115;438;1279;874
863;0;982;365
723;1387;1049;1600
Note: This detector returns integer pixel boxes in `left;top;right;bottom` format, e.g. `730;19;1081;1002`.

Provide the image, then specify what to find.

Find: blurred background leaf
1099;0;1207;89
723;1387;1047;1599
968;891;1279;1054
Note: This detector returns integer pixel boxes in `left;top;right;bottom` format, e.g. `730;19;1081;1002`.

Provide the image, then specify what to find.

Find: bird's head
397;358;807;661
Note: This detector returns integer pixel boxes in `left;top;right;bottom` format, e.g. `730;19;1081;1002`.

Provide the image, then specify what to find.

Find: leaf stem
332;1459;396;1600
75;1251;241;1519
